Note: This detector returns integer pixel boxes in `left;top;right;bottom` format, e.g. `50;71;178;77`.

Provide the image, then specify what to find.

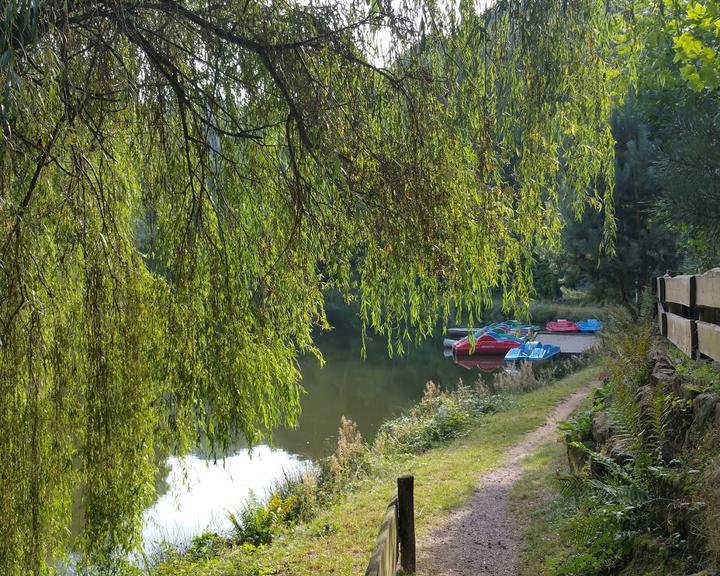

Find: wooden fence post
397;475;416;574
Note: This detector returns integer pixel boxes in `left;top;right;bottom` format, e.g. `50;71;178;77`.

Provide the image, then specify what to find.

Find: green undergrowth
148;364;600;576
528;301;607;325
516;305;720;576
666;342;720;395
474;297;607;326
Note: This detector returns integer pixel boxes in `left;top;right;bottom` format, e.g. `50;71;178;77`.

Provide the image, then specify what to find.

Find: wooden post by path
397;475;416;573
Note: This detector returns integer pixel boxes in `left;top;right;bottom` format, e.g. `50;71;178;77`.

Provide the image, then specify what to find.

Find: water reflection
451;355;507;372
274;332;481;459
142;446;307;548
140;325;498;548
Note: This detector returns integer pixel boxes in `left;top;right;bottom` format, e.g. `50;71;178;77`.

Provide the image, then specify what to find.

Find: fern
558;472;591;499
554;298;715;575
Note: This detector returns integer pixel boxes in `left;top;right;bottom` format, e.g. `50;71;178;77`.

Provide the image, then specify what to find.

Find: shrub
552;506;633;576
558;410;593;441
374;382;512;454
185;531;226;561
325;416;368;488
265;467;319;525
228;494;278;547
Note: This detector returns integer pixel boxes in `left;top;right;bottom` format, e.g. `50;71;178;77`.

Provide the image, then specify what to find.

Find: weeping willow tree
1;0;614;572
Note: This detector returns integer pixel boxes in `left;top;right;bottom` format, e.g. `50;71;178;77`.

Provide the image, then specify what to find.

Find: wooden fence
364;476;415;576
657;268;720;362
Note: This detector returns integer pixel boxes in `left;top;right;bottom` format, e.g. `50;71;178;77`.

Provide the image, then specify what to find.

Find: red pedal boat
546;319;579;332
452;329;524;356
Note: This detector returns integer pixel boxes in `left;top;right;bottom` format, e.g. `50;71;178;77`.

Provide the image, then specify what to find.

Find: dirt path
418;382;598;576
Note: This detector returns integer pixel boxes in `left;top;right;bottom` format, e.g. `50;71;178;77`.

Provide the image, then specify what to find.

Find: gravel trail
418;382;598;576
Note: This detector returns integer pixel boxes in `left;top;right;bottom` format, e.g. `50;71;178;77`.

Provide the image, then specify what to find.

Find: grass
509;392;594;576
152;365;601;576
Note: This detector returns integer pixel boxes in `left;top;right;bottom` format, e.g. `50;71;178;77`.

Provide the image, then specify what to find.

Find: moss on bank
150;365;600;576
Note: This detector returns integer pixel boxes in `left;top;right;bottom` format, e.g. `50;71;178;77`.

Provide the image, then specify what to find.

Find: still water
141;318;490;549
142;447;308;546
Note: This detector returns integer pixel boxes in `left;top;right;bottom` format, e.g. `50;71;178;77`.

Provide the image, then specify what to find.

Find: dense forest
542;1;720;310
0;0;719;574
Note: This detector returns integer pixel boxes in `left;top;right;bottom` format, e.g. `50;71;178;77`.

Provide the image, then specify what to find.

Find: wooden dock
535;332;599;354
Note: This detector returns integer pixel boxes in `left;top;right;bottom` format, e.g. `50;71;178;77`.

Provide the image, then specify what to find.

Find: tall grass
374;381;513;454
494;356;593;395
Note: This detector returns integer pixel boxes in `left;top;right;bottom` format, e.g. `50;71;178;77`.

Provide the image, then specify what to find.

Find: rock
715;402;720;430
636;384;655;420
566;441;587;473
588;441;632;477
652;360;675;380
660;394;693;462
591;411;613;445
692;392;719;431
607;441;633;467
651;353;681;394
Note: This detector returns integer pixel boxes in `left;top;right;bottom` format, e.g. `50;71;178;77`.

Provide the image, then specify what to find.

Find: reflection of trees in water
273;325;482;459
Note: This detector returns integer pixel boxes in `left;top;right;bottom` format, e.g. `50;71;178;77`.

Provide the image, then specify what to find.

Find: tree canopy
0;0;615;572
538;0;720;307
616;0;720;266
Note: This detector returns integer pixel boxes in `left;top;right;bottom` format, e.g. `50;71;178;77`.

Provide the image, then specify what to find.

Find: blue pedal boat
505;341;561;362
576;319;603;333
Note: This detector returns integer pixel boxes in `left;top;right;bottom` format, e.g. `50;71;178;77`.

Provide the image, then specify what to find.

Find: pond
139;312;499;551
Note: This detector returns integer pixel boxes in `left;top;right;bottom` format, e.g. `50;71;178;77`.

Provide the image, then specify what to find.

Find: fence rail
364;476;415;576
657;268;720;362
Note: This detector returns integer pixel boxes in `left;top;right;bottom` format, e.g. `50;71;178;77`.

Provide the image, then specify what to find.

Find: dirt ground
417;383;597;576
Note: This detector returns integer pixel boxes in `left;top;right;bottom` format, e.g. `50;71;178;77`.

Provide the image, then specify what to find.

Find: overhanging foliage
1;0;614;571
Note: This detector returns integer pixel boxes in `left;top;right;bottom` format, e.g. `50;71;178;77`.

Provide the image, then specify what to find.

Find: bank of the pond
136;295;606;554
149;364;600;576
135;326;482;552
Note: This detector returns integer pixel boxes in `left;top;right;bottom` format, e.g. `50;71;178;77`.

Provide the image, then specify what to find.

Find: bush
374;381;513;454
558;410;593;441
552;507;633;576
265;468;319;525
185;531;226;561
